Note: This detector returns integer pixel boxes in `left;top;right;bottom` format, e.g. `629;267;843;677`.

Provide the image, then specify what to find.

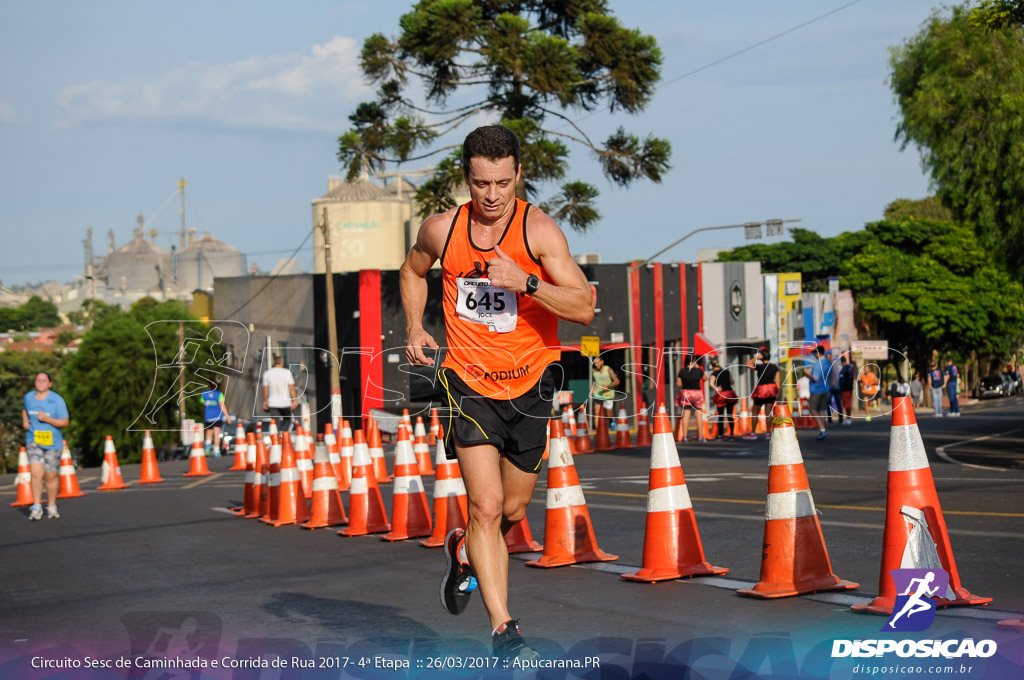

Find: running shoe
492;619;539;662
46;505;60;519
28;505;43;521
440;529;476;615
816;430;829;441
742;433;758;441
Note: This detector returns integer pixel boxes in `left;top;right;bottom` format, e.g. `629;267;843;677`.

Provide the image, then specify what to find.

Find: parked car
979;374;1009;399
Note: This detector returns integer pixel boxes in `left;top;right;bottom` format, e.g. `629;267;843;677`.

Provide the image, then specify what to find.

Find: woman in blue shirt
22;371;69;520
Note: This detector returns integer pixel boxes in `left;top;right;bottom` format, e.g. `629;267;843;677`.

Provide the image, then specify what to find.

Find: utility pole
177;178;187;249
177;321;186;442
319;208;342;430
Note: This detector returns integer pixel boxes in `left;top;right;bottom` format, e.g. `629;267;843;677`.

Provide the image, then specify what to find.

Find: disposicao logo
884;568;949;632
832;568;998;660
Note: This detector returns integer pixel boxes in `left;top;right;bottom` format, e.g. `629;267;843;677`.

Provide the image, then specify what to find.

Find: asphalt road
2;395;1022;679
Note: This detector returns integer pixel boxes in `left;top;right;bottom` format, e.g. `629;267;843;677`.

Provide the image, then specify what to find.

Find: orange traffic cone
337;422;354;490
339;429;390;536
245;435;268;518
228;423;247;471
11;447;34;506
429;408;440;446
57;442;87;499
302;430;348;529
183;424;213;477
736;399;751;436
562;407;576;454
260;436;283;524
738;403;858;598
526;420;618;568
593;406;613;451
635;402;652;447
420;428;468;548
296;430;315;499
137;430;165;484
383;421;432;541
265;432;309;527
235;433;258;516
614;407;633;449
574;408;592;454
97;436;129;490
413;418;435;476
851;397;991;614
368;418;392;483
623;406;728;582
504;517;543;554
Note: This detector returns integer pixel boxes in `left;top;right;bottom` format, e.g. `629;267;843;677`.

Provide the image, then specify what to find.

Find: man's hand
406;328;439;366
486;245;527;292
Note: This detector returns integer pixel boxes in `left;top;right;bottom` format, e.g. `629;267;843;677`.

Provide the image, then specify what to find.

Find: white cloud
0;102;16;123
55;36;370;131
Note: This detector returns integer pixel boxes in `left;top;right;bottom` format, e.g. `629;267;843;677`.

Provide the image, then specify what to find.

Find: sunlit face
465;156;521;221
34;373;51;392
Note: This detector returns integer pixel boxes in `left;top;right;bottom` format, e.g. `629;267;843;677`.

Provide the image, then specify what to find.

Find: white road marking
936;428;1022;471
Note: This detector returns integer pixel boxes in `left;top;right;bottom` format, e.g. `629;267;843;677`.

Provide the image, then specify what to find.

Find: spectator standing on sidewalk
944;358;961;417
928;362;945;416
910;373;924;408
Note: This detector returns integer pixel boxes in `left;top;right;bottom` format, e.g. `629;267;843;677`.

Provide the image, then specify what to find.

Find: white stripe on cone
889;424;929;471
765;489;816;520
648;484;693;512
312;476;338;492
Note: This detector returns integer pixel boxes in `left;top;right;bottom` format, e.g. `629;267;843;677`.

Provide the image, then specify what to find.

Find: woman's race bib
455;277;518;333
34;429;53;447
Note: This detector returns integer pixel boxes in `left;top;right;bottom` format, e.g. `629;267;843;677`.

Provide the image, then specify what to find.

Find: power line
223;229;315;318
568;0;868;126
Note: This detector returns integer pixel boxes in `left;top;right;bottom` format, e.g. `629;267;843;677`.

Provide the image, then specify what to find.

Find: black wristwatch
524;274;540;295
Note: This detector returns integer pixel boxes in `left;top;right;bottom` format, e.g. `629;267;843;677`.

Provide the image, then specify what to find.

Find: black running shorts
438;366;557;473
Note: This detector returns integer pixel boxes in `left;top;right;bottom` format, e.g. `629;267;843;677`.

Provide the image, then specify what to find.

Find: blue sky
0;0;942;288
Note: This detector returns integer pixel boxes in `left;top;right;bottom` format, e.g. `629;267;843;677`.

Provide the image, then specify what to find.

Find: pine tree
337;0;670;231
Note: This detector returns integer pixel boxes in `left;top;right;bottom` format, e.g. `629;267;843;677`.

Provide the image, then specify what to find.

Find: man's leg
456;443;540;630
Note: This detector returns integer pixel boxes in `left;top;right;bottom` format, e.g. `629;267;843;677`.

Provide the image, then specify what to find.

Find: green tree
969;0;1024;29
889;5;1024;277
0;296;61;332
883;197;954;223
60;298;217;466
716;227;871;291
842;218;1024;373
338;0;670;231
0;351;64;474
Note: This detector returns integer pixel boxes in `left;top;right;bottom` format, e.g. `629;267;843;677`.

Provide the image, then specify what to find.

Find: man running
400;124;594;661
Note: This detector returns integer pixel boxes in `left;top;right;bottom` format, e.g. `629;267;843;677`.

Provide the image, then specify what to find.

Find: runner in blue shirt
803;345;832;440
199;380;229;456
22;372;69;520
928;362;945;416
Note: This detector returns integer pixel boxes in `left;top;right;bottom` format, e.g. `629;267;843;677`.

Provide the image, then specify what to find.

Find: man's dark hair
815;345;826;356
273;355;283;365
463;125;521;176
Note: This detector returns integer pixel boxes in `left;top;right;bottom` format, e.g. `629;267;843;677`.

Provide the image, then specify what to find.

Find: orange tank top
440;199;560;399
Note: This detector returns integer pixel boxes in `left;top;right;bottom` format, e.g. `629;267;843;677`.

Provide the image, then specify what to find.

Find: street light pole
629;218;801;272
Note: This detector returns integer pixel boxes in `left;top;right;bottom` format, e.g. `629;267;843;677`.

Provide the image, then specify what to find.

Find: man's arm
400;212;450;366
486;210;594;325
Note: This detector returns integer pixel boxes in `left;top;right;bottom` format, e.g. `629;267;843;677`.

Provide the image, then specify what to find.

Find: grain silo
104;229;169;294
177;231;247;291
311;176;409;273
